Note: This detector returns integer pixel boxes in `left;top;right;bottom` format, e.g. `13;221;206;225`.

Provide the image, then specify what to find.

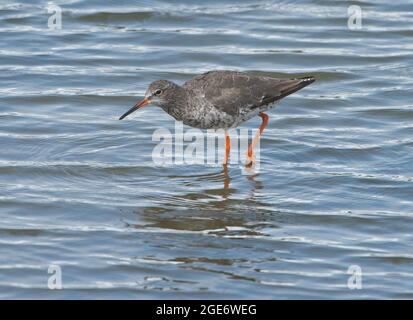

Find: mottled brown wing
183;70;315;116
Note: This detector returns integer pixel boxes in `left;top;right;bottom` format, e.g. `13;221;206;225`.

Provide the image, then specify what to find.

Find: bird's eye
154;89;163;96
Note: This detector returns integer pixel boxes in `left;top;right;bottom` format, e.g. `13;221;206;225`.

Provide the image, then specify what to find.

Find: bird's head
119;80;179;120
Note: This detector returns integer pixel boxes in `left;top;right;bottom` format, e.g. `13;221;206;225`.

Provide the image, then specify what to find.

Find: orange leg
246;112;269;167
223;130;230;165
223;162;230;189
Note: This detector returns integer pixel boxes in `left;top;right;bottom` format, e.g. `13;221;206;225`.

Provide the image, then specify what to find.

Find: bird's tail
276;76;315;101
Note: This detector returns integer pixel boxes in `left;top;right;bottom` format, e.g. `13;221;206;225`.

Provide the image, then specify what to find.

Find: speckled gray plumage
146;70;315;129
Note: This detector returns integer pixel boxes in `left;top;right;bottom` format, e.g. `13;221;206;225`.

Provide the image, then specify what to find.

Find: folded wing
183;71;315;116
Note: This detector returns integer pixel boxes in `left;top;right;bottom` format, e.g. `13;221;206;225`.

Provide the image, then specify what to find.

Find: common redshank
119;70;315;166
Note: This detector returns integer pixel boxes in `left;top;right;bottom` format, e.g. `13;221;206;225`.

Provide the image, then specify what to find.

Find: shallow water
0;0;413;299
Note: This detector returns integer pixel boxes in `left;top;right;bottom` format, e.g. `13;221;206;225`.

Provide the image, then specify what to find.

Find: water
1;0;412;299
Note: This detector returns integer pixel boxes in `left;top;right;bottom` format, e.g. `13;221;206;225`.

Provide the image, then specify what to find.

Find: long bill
119;97;151;120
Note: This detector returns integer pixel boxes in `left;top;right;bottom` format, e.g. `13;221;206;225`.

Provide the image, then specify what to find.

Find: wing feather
183;71;315;116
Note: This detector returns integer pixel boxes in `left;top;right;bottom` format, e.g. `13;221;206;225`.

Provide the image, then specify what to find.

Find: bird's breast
167;100;236;129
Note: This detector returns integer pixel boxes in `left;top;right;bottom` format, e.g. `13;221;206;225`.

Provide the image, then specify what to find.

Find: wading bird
119;70;315;166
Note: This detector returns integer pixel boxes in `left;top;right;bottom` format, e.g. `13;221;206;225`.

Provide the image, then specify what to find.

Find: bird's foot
245;154;255;168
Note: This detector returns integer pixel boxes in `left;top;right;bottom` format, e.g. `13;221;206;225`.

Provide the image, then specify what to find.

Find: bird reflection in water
222;164;230;190
122;165;274;252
